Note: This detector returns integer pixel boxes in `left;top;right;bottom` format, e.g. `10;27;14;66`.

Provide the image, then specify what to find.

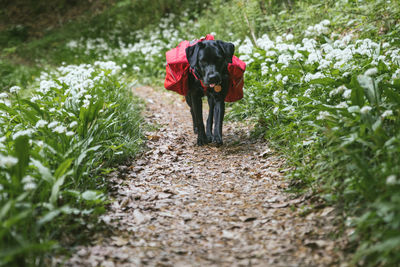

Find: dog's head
186;40;235;88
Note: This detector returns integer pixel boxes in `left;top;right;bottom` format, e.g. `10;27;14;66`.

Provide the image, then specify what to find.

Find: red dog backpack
164;35;246;102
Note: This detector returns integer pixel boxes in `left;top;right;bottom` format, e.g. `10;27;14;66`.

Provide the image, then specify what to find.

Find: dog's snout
207;73;221;84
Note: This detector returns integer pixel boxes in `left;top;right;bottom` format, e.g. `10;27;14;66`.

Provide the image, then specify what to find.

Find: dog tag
214;85;222;92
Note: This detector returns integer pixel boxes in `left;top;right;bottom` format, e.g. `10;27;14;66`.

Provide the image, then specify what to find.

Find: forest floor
61;86;349;267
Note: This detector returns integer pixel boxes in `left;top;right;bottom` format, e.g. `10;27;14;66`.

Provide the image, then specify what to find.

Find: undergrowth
1;0;400;265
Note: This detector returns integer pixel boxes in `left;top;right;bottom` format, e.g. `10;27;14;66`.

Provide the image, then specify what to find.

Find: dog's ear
216;40;235;63
186;42;204;69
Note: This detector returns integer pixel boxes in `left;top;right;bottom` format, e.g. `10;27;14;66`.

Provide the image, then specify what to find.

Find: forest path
65;86;346;266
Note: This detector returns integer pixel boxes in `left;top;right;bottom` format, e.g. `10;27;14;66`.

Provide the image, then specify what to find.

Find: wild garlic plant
231;20;400;264
0;61;142;265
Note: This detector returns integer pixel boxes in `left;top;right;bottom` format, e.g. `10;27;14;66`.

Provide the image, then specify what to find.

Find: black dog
185;40;235;146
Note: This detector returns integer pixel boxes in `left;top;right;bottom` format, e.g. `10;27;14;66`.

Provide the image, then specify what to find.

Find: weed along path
65;86;347;266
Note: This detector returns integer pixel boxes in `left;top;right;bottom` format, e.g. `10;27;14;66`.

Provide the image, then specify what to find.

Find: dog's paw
206;133;213;143
197;135;210;146
213;135;223;146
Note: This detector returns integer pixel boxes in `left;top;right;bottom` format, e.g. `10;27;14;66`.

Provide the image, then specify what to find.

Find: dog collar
189;67;222;93
214;85;222;92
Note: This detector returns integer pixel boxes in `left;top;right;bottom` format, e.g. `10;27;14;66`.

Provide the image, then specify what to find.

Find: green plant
0;62;143;265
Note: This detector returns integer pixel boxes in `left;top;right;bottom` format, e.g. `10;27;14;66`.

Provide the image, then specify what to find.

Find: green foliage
0;59;41;92
0;63;143;265
221;1;400;265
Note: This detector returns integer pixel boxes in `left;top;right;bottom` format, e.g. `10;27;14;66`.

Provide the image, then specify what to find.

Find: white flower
304;72;325;82
35;119;48;128
386;175;397;185
31;95;42;102
304;20;330;37
273;107;279;114
276;74;283;81
286;33;294;41
238;37;253;55
343;89;352;99
83;99;90;108
66;131;75;136
22;175;35;183
261;63;269;76
381;110;393;118
10;85;21;94
302;140;314;146
317;111;331;120
304;88;312;97
24;182;37;191
0;93;8;98
321;19;330;26
272;90;280;104
0;155;18;168
336;102;348;108
348;106;360;113
293;52;303;60
360;106;372;114
48;121;59;128
364;67;378;76
282;76;289;84
53;125;67;134
382;42;390;49
12;129;34;140
69;121;78;128
256;34;274;50
330;85;346;97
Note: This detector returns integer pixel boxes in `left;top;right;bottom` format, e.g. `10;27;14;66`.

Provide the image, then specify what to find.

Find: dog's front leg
185;95;198;134
206;96;215;143
191;93;209;146
213;100;225;145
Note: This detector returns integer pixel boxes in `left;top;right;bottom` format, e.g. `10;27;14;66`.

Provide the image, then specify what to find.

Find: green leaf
20;99;44;116
82;190;101;201
377;59;389;73
38;209;61;225
50;158;73;205
0;201;13;221
372;118;382;132
383;86;400;105
14;135;30;181
3;210;31;229
309;77;336;85
0;102;18;116
50;175;66;205
357;74;379;105
365;236;400;253
349;75;365;107
54;158;73;180
31;159;54;183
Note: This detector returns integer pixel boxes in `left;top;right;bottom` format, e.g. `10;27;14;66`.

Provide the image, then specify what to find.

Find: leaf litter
59;86;350;266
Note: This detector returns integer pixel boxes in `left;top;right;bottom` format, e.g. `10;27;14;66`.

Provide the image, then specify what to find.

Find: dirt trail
64;86;347;267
